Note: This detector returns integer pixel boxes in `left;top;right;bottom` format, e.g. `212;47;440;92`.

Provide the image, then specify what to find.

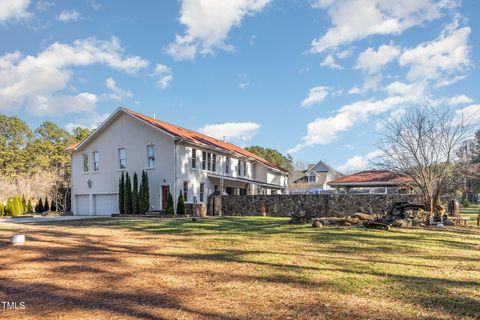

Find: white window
202;151;207;170
199;183;205;202
93;151;100;172
82;153;89;172
183;181;189;202
225;157;230;175
308;174;316;182
207;153;212;171
192;148;197;169
237;160;241;176
147;145;155;168
243;161;247;177
212;154;217;172
118;148;126;169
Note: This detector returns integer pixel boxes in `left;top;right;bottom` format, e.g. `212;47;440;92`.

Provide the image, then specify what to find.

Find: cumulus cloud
455;104;480;125
301;86;330;108
154;64;173;89
65;111;110;132
337;149;383;173
320;54;342;69
0;37;149;116
383;80;425;98
356;43;400;74
309;0;457;53
288;95;411;153
447;94;473;106
399;22;471;86
0;0;31;24
166;0;270;60
198;122;261;142
57;9;81;22
103;77;133;101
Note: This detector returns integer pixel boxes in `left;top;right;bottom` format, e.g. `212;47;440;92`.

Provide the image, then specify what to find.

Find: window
118;148;126;169
82;153;89;172
243;161;247;177
199;183;205;202
308;174;316;183
207;153;212;171
202;151;207;170
225;157;230;175
191;148;197;169
183;181;189;202
212;154;217;172
147;145;155;168
237;160;241;176
93;151;100;171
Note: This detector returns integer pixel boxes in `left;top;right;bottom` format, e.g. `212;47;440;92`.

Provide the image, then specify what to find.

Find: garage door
76;195;90;215
94;194;118;216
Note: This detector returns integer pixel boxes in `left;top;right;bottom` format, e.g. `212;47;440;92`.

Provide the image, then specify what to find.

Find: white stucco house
67;107;289;216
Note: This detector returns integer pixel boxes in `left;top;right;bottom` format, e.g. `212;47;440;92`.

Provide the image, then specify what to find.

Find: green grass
461;203;480;226
1;216;480;319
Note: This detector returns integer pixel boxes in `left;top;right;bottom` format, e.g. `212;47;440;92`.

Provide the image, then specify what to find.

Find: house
67;107;289;216
288;160;343;194
328;170;413;194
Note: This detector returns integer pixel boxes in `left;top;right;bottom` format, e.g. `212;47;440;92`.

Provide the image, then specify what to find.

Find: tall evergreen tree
12;195;22;216
37;197;44;213
50;197;57;211
138;172;145;214
0;202;4;216
143;171;150;213
132;172;139;214
21;195;27;214
124;172;132;214
118;172;125;214
26;200;33;213
44;196;50;212
176;191;185;215
5;199;13;216
166;192;174;215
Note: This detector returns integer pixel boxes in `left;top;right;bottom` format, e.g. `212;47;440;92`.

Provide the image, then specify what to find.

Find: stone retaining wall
208;194;422;217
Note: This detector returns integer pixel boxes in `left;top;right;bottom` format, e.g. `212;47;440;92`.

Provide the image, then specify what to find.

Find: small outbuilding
328;170;414;194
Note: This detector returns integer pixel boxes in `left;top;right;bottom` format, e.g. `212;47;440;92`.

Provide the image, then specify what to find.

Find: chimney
222;136;226;142
153;112;156;120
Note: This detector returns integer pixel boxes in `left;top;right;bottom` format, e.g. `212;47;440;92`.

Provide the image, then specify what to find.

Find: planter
11;234;25;245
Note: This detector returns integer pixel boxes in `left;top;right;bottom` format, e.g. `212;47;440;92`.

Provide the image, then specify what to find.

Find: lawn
0;217;480;320
461;203;480;226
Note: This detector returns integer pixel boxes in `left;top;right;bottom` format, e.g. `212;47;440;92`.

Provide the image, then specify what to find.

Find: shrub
26;200;33;213
0;202;4;216
5;199;13;216
36;197;44;213
118;172;125;214
11;195;23;216
462;197;471;208
177;191;185;215
166;192;174;215
22;195;27;214
51;198;57;212
44;196;50;212
124;172;132;214
132;172;139;214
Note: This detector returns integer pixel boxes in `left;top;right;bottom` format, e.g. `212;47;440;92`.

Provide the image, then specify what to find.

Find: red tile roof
328;170;412;186
66;107;289;173
65;142;81;151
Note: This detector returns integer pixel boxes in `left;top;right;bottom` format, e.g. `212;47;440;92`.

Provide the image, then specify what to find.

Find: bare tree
376;106;475;221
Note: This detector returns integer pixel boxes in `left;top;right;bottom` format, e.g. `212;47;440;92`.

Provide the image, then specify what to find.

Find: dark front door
162;186;170;210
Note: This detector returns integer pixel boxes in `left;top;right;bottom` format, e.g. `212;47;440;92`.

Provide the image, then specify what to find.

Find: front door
161;186;170;210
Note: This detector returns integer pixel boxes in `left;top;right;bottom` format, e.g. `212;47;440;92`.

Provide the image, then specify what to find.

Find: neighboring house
288;160;343;194
328;170;413;194
67;107;289;216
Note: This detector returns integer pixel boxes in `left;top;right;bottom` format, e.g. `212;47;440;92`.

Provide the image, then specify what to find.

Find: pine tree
132;173;139;214
44;196;50;212
0;202;4;216
37;197;44;213
176;191;185;215
22;195;27;214
26;200;33;213
124;172;132;214
118;172;125;214
143;171;150;213
166;192;174;215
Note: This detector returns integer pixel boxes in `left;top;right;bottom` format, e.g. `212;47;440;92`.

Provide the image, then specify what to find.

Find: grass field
461;203;480;226
1;217;480;319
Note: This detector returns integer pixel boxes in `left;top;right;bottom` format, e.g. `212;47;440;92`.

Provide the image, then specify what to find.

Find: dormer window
308;173;316;182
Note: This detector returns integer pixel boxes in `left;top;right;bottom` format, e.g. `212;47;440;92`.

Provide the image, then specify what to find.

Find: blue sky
1;0;479;172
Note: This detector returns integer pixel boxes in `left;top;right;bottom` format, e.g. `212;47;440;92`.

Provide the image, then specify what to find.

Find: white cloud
288;95;411;153
399;23;471;86
447;94;473;106
383;80;425;98
310;0;457;53
337;149;383;173
57;9;81;22
166;0;271;60
336;47;354;59
198;122;261;142
455;104;480;125
355;43;400;74
103;77;133;101
154;64;173;89
320;54;342;69
301;86;330;108
65;111;110;132
0;37;148;116
0;0;31;24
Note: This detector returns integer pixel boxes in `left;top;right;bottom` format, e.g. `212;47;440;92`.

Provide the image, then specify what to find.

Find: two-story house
67;107;289;216
288;160;342;194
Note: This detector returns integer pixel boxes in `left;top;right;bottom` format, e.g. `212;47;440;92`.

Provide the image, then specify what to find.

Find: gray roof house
288;160;343;194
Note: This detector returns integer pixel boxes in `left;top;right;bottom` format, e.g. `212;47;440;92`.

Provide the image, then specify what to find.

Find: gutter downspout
174;138;185;211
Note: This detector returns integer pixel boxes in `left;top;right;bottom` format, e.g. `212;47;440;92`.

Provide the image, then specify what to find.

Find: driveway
0;215;109;224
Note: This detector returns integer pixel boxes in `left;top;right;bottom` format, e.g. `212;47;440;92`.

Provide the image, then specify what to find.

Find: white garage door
76;195;90;215
94;194;118;216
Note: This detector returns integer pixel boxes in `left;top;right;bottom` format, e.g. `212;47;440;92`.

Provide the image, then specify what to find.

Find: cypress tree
166;192;174;215
37;197;44;213
51;197;57;212
0;202;4;216
143;171;150;213
11;195;21;216
22;195;27;214
118;172;125;214
138;172;145;214
26;200;33;213
132;172;139;214
44;196;50;212
124;172;132;214
176;191;185;215
5;199;13;216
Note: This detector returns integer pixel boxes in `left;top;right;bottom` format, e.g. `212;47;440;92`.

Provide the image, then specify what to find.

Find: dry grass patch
0;217;479;319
